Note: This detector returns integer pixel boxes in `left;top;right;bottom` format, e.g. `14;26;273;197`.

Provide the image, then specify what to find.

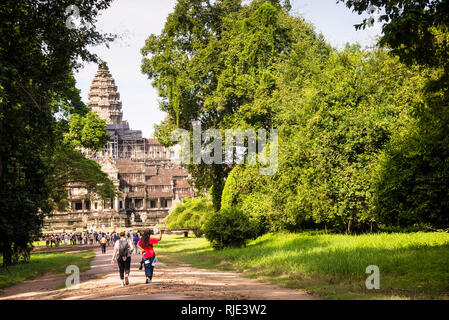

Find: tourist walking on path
111;231;134;287
114;232;120;244
133;233;140;254
100;235;107;254
137;228;162;284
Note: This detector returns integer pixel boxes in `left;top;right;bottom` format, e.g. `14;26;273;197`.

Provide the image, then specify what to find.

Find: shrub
374;124;449;229
221;166;270;236
165;197;214;236
202;207;257;250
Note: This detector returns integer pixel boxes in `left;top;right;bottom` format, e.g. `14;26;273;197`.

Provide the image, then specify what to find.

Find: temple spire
87;62;125;125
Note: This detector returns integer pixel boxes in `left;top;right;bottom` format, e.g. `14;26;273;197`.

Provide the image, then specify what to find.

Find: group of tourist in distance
43;227;162;286
43;231;118;247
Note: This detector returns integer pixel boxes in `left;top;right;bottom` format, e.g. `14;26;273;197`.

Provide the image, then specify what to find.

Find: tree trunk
2;245;12;268
0;102;3;180
211;164;225;212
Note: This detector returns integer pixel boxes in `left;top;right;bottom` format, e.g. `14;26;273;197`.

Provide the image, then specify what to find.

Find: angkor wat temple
44;63;194;232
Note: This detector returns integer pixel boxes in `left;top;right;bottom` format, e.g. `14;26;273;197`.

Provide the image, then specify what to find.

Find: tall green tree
340;0;449;229
0;0;115;266
338;0;448;68
222;46;428;233
142;0;320;210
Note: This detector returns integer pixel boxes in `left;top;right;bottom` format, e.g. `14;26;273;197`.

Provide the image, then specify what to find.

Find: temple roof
146;175;173;186
158;168;189;177
174;179;191;188
87;63;125;125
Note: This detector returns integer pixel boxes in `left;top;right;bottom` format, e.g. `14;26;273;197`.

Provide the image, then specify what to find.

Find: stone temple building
44;63;195;232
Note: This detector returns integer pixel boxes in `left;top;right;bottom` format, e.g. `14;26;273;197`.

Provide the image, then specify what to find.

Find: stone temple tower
87;62;126;125
43;61;195;233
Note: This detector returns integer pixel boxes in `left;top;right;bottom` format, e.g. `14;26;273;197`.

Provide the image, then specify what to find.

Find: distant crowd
42;231;141;248
43;227;163;286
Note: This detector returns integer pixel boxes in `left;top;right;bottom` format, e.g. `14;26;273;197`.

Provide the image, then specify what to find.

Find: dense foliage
165;197;214;236
144;0;449;243
339;0;449;229
0;0;115;266
338;0;449;72
223;47;438;233
203;207;257;250
141;0;302;210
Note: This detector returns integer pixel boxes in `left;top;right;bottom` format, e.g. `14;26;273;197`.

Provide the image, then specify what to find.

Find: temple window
75;202;82;211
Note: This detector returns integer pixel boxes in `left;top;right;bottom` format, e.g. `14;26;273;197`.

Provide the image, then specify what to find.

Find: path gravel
0;246;320;300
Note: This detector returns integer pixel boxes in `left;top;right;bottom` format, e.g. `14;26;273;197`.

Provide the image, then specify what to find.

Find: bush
221;166;270;236
165;197;214;236
202;207;257;250
374;124;449;229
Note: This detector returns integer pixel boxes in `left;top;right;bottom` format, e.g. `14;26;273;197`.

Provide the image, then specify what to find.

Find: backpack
118;239;129;260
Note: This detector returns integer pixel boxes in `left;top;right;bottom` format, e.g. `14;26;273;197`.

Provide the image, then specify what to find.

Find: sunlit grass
0;250;95;289
157;232;449;300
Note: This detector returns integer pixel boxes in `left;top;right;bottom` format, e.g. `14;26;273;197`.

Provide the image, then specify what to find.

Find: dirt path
0;247;320;300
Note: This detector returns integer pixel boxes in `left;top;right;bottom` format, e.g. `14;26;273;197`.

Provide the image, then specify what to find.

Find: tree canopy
142;0;326;210
150;0;449;241
0;0;116;266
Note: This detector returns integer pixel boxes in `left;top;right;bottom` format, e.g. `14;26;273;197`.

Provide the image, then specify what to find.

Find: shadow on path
0;246;320;300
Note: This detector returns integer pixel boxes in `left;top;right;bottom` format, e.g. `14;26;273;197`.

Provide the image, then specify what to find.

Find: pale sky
74;0;382;138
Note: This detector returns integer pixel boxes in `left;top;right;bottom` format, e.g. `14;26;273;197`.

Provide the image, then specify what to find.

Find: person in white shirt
111;231;134;286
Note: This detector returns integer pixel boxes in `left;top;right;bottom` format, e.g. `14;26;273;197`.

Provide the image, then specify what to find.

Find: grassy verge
156;232;449;300
0;250;95;289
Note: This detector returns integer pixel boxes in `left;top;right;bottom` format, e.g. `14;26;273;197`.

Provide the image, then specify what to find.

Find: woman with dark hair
137;228;162;283
111;231;134;287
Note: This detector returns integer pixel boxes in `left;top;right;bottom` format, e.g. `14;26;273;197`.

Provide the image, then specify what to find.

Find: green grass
156;232;449;300
0;250;95;289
